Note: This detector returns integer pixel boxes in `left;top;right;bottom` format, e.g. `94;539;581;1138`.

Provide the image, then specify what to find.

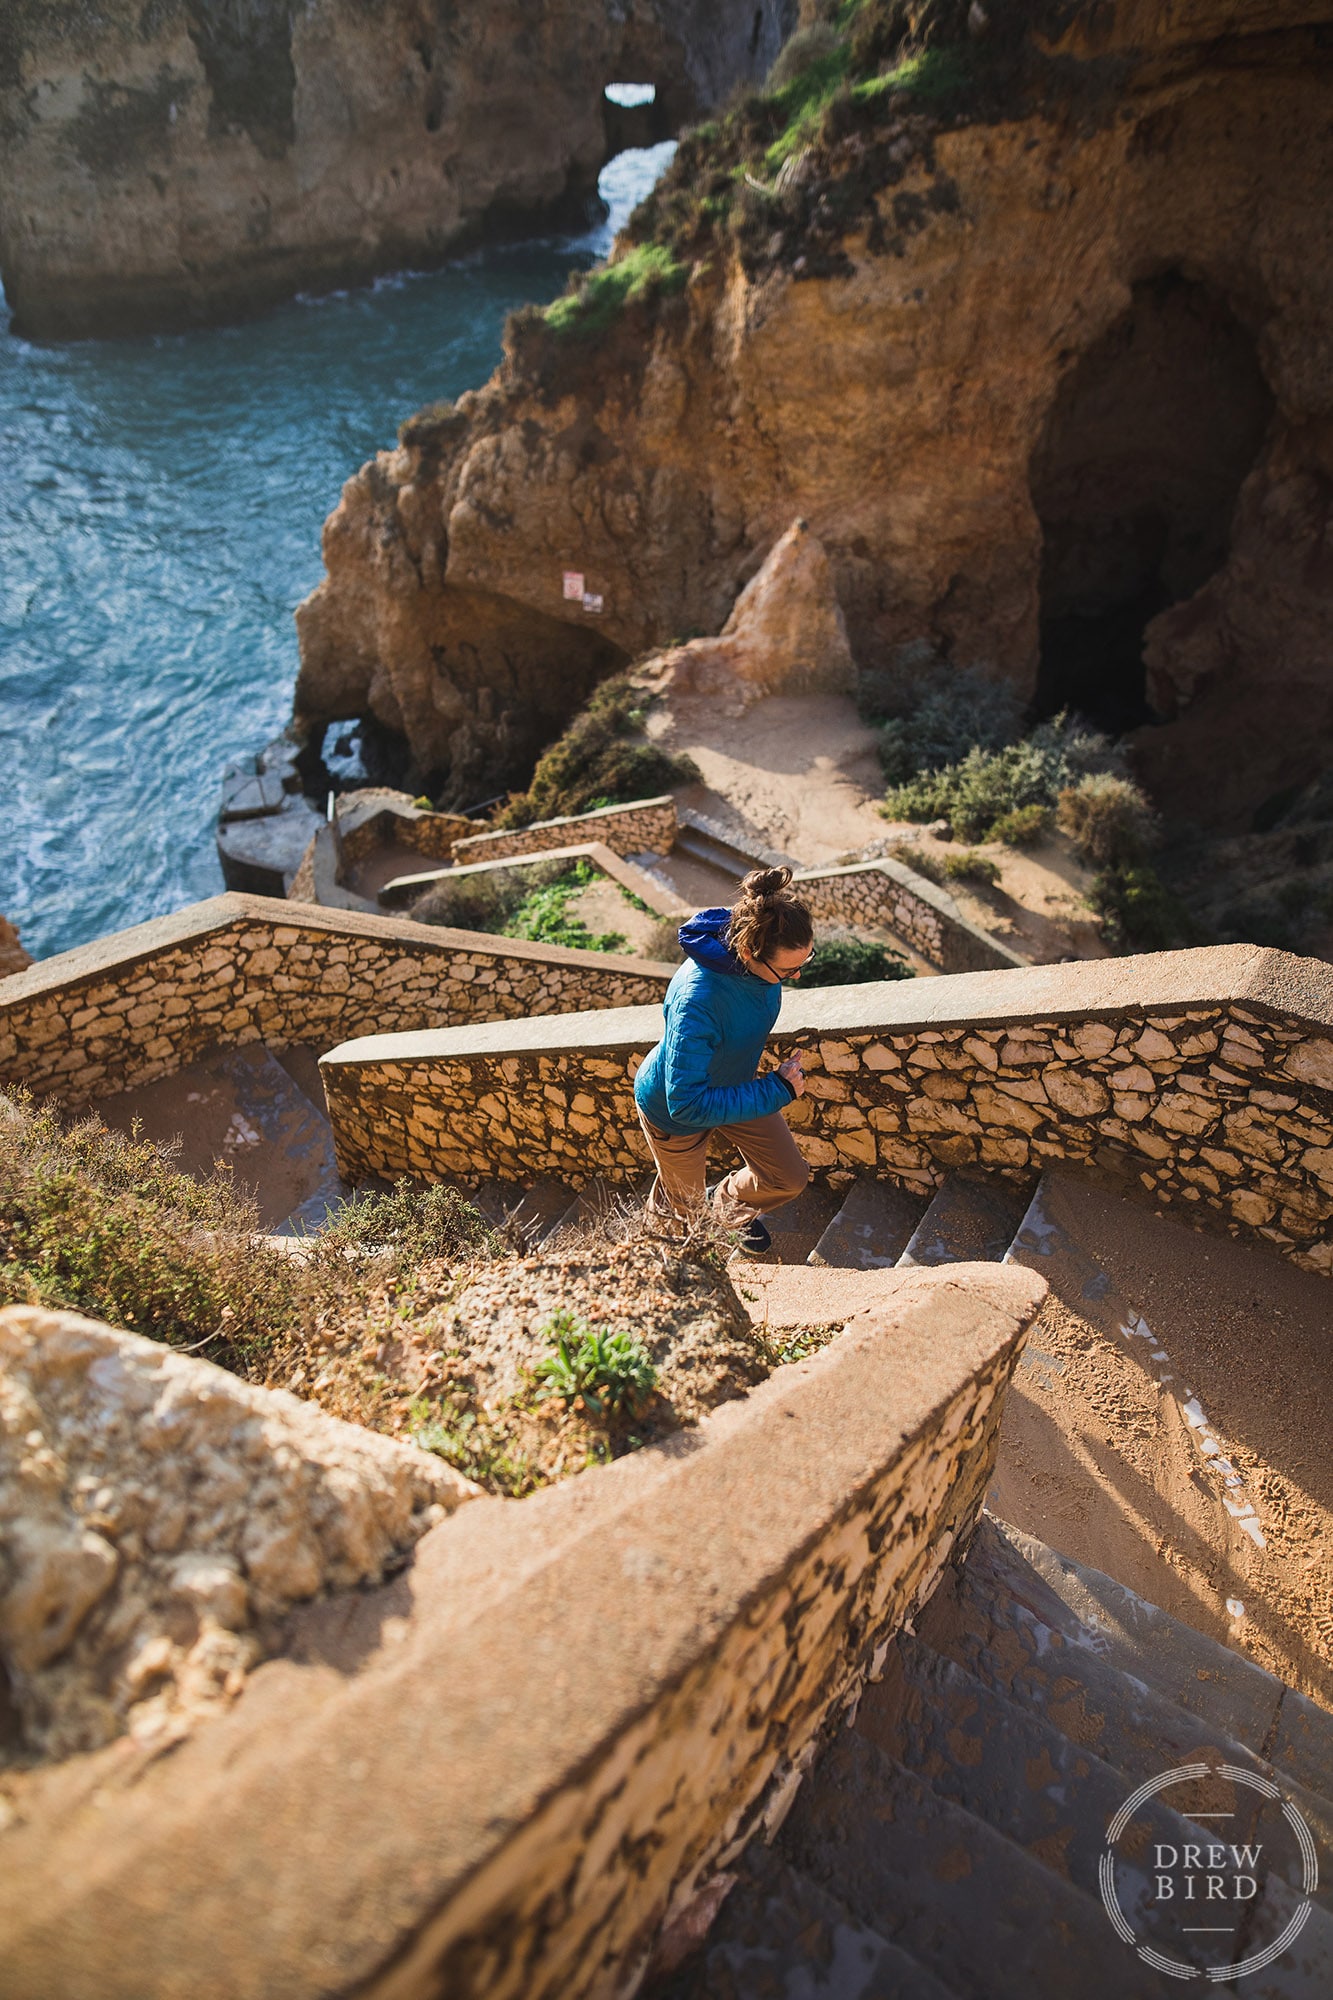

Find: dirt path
645;690;890;863
644;687;1110;963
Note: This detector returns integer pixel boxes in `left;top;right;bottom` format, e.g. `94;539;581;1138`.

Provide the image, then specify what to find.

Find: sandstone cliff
0;0;798;339
295;0;1333;827
0;915;31;979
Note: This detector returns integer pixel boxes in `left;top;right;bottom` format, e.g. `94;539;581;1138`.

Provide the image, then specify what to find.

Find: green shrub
801;932;913;985
883;712;1126;843
532;1309;658;1418
502;858;627;953
411;856;566;933
1090;864;1193;954
888;840;944;883
991;803;1051;847
0;1093;300;1366
941;849;1000;887
495;676;698;830
1056;773;1159;868
408;1402;537;1498
767;21;842;90
858;651;1024;781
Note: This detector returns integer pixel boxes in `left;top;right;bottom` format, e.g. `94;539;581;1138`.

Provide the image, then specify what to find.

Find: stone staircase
639;1170;1333;1999
91;1040;345;1235
91;1034;1333;1994
656;1513;1333;1999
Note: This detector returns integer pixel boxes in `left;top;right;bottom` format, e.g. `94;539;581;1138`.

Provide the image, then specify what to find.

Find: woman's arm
662;1002;793;1129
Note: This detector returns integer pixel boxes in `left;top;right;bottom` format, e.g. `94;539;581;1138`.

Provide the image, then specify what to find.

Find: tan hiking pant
637;1106;810;1225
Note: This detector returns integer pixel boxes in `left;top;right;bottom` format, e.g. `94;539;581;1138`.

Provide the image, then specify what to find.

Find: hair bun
742;865;792;902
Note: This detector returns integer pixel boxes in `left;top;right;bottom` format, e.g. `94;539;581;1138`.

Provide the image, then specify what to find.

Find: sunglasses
761;951;812;983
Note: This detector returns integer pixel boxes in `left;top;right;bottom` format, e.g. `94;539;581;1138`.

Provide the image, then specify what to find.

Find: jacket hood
678;907;744;976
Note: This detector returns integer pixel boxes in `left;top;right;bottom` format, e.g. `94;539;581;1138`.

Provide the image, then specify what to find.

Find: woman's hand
778;1054;806;1098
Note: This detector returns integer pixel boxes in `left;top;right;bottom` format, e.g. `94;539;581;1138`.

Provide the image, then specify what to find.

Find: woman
634;865;814;1253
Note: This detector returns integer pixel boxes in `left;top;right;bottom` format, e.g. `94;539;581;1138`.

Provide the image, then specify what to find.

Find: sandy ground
647;690;890;863
890;829;1112;965
995;1172;1333;1709
645;688;1110;964
566;877;674;958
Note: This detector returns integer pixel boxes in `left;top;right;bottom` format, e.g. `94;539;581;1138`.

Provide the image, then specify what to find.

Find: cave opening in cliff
1030;272;1273;736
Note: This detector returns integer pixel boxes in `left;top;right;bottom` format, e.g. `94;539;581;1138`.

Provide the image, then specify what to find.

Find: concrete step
924;1526;1333;1913
271;1043;330;1119
781;1727;1176;2000
91;1042;344;1235
744;1181;843;1264
662;1842;958;1999
970;1515;1290;1756
997;1167;1333;1687
730;1263;908;1334
897;1173;1032;1268
861;1633;1311;1955
808;1178;927;1269
673;824;757;880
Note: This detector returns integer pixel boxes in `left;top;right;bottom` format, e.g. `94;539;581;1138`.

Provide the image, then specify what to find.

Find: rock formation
295;0;1333;828
0;915;31;979
0;1304;475;1763
0;0;798;339
635;518;855;705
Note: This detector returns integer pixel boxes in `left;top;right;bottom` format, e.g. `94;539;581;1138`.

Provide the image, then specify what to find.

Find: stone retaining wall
0;895;671;1104
322;944;1333;1276
333;790;474;863
0;1265;1044;2000
452;795;678;865
386;840;687;919
796;859;1024;974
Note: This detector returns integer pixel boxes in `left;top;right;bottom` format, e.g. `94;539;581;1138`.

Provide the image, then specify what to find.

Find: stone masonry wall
795;860;1023;974
395;1273;1034;2000
402;840;687;921
0;895;670;1105
0;1266;1044;2000
322;946;1333;1276
451;796;678;866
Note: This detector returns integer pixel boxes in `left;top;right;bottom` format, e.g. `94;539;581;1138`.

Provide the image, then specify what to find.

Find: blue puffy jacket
633;908;795;1135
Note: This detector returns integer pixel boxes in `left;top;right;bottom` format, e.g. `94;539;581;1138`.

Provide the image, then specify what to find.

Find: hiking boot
706;1186;771;1255
736;1215;771;1255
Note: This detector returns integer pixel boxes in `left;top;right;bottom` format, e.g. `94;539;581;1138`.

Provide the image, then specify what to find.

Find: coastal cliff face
295;0;1333;826
0;0;797;340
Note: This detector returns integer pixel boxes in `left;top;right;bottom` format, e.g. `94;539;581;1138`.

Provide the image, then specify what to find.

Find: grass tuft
543;244;689;340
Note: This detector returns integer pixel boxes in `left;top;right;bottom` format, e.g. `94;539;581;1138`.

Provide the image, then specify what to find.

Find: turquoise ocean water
0;145;673;962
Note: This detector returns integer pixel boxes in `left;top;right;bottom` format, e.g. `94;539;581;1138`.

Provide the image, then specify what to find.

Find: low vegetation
414;855;641;953
540;243;688;341
0;1094;301;1370
0;1093;776;1501
880;714;1131;845
493;676;697;830
1056;772;1159;868
502;858;629;953
802;930;913;984
863;642;1199;951
507;0;1038;362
